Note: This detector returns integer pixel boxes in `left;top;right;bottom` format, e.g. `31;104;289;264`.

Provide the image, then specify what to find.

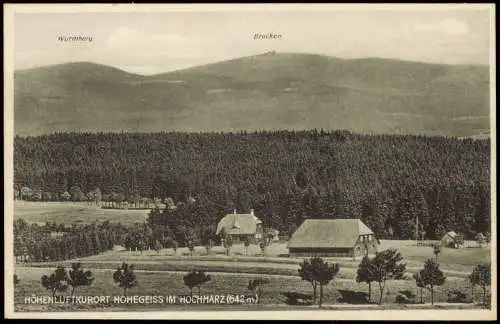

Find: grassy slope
14;267;485;312
79;240;490;268
14;54;489;137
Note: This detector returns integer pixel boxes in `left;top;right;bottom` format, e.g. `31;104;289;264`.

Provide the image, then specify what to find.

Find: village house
216;209;263;244
287;219;378;258
440;231;463;248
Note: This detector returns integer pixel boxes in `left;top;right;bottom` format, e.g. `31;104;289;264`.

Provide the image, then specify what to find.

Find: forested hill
14;131;490;240
14;53;490;137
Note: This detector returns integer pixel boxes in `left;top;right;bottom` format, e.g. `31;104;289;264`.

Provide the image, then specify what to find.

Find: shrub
282;292;313;306
395;290;417;304
447;289;469;303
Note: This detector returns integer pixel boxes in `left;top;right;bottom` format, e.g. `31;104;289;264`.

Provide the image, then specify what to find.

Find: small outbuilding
288;219;378;258
441;231;463;248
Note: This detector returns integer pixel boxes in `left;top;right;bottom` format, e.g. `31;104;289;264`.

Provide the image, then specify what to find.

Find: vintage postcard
3;3;496;320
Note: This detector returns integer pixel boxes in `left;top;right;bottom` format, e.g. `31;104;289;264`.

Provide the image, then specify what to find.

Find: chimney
250;209;254;216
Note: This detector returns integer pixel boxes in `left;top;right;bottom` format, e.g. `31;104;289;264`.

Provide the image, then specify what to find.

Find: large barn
288;219;378;258
216;209;263;243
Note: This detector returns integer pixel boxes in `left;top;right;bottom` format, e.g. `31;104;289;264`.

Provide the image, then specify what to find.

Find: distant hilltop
14;53;490;138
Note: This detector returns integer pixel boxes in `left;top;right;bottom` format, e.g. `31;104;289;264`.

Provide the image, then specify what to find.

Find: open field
13;267;488;312
377;240;491;268
68;240;490;274
22;259;474;281
18;240;490;283
14;201;150;226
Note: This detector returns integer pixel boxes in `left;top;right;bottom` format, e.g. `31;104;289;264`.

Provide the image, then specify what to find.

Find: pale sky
12;5;493;75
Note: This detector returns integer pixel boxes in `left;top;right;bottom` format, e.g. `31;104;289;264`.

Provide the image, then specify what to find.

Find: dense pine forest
14;130;491;240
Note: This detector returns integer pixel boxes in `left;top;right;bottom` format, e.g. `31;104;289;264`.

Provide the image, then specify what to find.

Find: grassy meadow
13;201;150;226
66;240;490;275
14;267;486;312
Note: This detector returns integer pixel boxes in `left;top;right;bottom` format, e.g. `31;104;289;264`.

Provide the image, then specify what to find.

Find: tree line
13;215;275;262
14;130;490;239
14;219;127;262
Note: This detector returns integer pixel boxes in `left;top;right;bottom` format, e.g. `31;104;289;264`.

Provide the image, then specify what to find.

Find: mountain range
14;53;490;137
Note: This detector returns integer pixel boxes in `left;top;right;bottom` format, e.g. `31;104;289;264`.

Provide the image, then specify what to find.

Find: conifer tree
113;262;137;297
68;262;94;296
470;263;491;306
41;266;69;298
370;249;407;304
420;259;446;305
356;256;376;303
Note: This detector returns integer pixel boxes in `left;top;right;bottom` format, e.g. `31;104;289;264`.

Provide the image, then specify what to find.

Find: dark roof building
288;219;378;258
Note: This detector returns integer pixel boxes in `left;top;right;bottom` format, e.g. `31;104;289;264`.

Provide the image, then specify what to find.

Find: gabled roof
442;231;458;239
216;213;262;235
288;219;373;249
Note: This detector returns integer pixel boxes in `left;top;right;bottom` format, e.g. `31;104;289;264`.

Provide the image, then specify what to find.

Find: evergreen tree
356;256;376;303
413;271;425;304
183;270;212;296
113;262;137;296
420;259;446;305
370;249;407;304
248;277;270;304
243;237;251;256
298;257;340;307
41;266;69;298
433;244;442;263
68;262;95;296
187;240;195;257
470;263;491;306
